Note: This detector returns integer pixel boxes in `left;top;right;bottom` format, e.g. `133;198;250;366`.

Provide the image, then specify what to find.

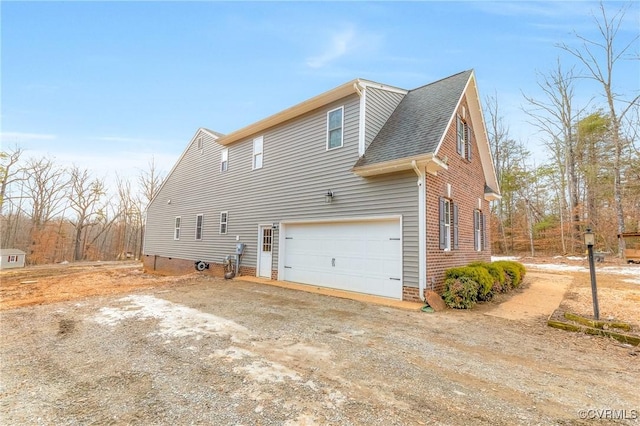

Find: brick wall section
425;96;492;294
403;286;421;303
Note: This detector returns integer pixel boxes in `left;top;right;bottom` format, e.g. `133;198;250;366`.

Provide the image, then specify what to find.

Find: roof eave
484;191;502;201
217;79;362;146
352;154;448;177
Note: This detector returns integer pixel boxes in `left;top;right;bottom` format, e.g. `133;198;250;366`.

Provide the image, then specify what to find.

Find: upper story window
221;148;229;172
195;214;204;240
219;211;228;234
327;106;344;150
253;136;263;170
196;136;203;151
174;216;181;240
457;115;472;161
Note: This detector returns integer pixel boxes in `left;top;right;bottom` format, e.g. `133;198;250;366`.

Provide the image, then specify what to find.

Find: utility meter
236;243;246;255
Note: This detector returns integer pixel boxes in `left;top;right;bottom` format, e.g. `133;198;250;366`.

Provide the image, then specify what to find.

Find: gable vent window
253;137;263;170
327;106;344;150
457;115;473;161
221;148;229;172
196;137;203;151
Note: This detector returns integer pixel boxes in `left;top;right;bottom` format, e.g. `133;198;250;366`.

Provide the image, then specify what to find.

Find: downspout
411;160;426;301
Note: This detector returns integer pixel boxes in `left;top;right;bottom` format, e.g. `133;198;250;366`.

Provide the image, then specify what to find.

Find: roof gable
354;70;472;168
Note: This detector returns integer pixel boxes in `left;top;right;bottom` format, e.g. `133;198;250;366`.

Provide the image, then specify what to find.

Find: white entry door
282;219;402;299
258;226;273;278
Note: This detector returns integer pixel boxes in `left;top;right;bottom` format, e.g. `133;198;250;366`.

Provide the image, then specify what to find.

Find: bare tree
22;157;69;230
485;93;514;253
0;146;23;214
557;1;640;255
137;157;164;258
523;60;589;252
68;167;107;261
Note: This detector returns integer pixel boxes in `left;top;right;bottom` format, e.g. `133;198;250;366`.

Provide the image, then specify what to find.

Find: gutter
411;160;426;302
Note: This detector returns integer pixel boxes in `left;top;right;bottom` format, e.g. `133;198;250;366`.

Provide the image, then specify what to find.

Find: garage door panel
282;219;402;299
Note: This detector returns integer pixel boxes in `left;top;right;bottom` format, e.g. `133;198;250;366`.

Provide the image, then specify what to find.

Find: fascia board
352;154;443;177
217;80;360;146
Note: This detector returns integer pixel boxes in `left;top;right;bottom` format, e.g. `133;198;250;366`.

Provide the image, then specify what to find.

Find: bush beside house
442;260;526;309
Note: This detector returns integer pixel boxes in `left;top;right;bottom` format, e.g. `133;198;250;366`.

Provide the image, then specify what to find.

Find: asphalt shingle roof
355;70;472;168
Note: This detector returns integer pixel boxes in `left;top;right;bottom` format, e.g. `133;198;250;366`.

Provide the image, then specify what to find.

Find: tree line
0;151;162;264
487;3;639;256
1;2;638;264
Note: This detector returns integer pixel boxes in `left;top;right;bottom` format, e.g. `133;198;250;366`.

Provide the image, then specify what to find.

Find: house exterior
0;249;26;269
143;70;500;302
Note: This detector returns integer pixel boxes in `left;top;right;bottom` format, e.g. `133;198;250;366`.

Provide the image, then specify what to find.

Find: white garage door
282;219;402;299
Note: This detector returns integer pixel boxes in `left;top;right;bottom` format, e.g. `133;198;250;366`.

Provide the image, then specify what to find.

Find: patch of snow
523;263;640;279
623;278;640;285
524;263;586;273
566;256;586;261
491;256;520;261
92;295;250;342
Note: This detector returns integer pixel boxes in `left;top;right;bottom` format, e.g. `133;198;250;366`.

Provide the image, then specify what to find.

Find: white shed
0;249;26;269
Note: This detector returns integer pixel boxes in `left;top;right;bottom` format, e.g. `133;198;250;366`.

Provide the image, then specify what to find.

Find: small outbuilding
0;249;26;270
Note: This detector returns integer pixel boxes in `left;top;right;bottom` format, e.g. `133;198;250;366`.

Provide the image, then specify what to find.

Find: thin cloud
96;136;152;144
306;26;357;69
0;132;57;143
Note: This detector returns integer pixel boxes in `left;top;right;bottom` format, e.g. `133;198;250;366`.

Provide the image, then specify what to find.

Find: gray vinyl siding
145;93;419;288
364;87;405;150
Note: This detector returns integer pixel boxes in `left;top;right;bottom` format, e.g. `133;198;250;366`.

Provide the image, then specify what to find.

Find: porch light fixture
584;228;595;247
325;190;334;204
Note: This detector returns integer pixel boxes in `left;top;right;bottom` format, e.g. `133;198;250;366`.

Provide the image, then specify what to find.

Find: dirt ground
1;259;639;425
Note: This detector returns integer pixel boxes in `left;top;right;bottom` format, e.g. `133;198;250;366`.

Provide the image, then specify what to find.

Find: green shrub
445;266;494;301
493;261;526;288
443;276;479;309
470;261;507;293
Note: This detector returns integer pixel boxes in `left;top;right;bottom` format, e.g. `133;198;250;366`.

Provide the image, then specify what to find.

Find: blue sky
2;1;639;191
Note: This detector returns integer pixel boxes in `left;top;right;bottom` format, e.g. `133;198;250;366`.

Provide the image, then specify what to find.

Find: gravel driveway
1;275;638;425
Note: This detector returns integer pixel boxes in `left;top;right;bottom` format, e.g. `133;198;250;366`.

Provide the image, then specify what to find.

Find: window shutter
453;204;459;250
482;213;487;250
473;210;479;250
456;116;462;155
467;125;473;161
439;197;446;249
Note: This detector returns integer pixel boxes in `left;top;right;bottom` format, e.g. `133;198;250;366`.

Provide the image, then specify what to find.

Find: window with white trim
219;211;228;234
439;198;459;251
195;214;204;240
253;136;263;170
456;116;466;159
174;216;181;240
474;209;486;251
457;115;473;161
196;136;203;150
327;106;344;150
8;255;18;263
221;148;228;172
